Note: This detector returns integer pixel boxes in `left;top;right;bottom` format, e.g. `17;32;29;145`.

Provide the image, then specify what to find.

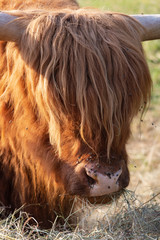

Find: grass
1;0;160;239
79;0;160;14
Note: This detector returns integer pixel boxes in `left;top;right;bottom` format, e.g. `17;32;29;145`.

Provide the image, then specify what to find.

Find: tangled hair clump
0;9;151;158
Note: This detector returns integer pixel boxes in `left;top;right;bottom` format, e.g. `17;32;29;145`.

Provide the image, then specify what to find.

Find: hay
0;191;159;239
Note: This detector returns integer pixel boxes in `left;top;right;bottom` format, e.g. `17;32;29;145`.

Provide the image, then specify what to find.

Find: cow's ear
132;14;160;41
0;11;25;42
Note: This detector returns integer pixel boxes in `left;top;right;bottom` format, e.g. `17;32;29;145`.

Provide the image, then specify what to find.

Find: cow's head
0;10;159;199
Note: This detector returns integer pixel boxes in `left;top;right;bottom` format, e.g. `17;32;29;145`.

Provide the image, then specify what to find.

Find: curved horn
0;11;24;42
132;14;160;41
1;11;160;42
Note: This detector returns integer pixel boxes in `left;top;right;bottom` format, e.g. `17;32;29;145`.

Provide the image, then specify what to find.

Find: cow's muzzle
85;162;123;196
76;159;129;197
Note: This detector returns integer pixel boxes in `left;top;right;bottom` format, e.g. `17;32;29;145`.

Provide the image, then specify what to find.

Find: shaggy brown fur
0;0;79;10
0;0;152;228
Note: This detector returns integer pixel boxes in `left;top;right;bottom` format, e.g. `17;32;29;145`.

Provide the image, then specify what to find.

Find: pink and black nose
84;163;122;196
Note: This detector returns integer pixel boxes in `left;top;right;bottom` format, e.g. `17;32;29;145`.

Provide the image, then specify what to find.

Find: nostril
84;166;97;186
86;173;96;186
119;173;130;188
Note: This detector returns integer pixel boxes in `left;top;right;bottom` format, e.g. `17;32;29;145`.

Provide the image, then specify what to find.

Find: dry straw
0;190;159;239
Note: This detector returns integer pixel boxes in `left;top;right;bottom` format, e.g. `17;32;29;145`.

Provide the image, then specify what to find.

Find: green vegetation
79;0;160;14
144;40;160;106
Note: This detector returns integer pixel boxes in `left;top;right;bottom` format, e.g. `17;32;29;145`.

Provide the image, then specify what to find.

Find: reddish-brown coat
0;0;152;228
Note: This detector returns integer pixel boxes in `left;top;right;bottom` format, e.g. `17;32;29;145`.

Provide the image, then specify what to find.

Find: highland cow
0;0;160;228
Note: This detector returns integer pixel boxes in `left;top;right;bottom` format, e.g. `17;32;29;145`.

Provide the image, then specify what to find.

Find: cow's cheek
54;162;90;196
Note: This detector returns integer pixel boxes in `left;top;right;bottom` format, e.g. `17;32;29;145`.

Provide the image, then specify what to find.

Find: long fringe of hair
0;9;152;157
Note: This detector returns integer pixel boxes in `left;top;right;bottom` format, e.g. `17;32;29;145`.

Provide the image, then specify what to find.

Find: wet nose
84;163;122;197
